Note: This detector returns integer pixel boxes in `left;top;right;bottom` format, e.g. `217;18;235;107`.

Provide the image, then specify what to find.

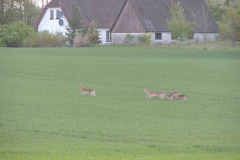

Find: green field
0;46;240;159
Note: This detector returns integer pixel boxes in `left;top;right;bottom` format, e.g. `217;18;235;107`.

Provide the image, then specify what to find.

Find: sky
36;0;51;8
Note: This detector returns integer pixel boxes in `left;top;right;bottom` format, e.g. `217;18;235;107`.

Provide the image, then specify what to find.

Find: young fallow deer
78;84;97;97
164;92;180;100
177;94;187;100
143;88;164;99
171;88;187;100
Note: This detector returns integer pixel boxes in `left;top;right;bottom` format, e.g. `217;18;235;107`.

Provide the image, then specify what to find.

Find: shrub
0;21;33;47
21;31;67;47
143;32;152;47
125;33;135;42
138;35;146;44
73;34;90;47
21;32;39;47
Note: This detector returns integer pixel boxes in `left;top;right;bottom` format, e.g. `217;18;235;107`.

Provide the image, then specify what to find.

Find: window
155;33;162;40
56;10;61;19
106;31;111;42
50;10;54;20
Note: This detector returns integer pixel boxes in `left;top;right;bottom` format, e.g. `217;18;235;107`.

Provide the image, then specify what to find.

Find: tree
224;0;239;7
88;20;101;44
0;21;33;47
66;2;83;46
0;0;41;28
166;2;195;44
219;8;240;46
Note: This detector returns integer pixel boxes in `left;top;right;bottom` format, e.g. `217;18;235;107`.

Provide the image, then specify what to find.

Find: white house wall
98;28;111;45
38;7;68;34
112;32;171;44
194;33;219;42
38;9;110;44
150;32;171;44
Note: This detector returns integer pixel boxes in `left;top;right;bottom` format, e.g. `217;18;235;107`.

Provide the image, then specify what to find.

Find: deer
177;94;187;100
171;88;187;100
143;88;164;99
164;91;180;100
78;84;97;97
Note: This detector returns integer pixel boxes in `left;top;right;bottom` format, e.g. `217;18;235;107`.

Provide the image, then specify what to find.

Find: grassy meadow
0;46;240;159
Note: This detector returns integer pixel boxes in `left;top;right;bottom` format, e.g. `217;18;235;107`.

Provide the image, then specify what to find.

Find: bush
21;31;67;47
21;32;39;47
73;34;90;47
143;32;152;47
0;21;33;47
138;35;146;44
125;33;135;42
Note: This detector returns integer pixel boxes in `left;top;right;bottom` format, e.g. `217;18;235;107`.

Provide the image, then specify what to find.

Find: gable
111;1;145;33
36;0;125;29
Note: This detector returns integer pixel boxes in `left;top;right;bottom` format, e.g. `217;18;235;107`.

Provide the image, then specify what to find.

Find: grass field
0;46;240;159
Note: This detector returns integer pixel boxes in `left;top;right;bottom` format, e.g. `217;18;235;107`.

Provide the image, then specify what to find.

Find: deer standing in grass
143;88;164;99
164;92;180;100
78;84;97;97
171;88;187;100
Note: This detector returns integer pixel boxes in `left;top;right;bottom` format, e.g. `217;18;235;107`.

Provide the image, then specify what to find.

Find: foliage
0;47;240;159
66;2;84;46
0;21;33;47
138;35;146;44
143;32;152;47
0;0;41;27
219;8;240;46
125;33;135;42
73;34;90;47
21;31;67;47
20;32;39;47
209;5;226;23
87;20;101;44
166;2;195;43
224;0;239;7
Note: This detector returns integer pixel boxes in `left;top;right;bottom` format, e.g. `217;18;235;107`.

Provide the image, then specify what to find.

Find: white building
35;0;125;45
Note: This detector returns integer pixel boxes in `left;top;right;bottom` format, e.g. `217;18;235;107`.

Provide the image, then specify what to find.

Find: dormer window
50;10;54;20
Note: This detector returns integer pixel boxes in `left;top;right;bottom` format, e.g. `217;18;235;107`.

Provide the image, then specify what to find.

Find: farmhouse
35;0;125;45
35;0;219;45
110;0;219;44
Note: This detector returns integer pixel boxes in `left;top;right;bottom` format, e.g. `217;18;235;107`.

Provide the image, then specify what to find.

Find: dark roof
35;0;125;28
127;0;218;33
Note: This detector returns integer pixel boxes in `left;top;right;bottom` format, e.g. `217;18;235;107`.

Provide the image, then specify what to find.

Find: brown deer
172;88;187;100
143;88;164;99
164;92;180;100
177;94;187;100
78;84;97;97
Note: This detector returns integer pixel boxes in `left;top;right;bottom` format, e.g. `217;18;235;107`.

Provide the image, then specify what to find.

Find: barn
110;0;219;44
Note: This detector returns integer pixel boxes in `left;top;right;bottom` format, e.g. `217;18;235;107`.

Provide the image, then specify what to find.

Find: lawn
0;46;240;159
